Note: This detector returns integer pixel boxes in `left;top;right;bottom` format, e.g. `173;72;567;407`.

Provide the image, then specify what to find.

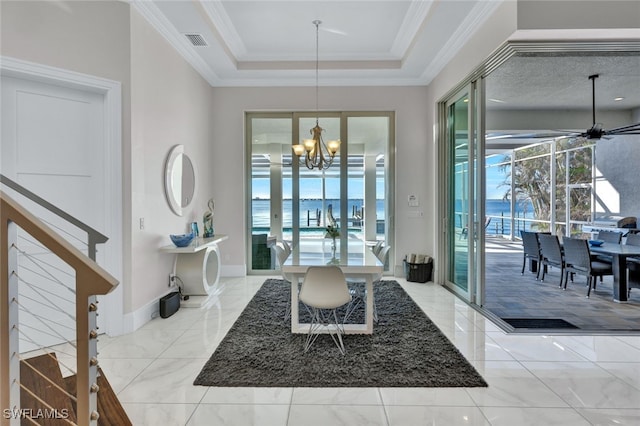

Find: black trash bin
404;257;433;283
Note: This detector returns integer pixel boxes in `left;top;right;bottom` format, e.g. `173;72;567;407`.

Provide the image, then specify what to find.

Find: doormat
502;318;579;329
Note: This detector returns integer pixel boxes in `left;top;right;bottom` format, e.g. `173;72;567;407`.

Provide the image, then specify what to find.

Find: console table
160;234;228;296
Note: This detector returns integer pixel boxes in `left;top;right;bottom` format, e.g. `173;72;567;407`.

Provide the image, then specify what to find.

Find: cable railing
1;179;118;426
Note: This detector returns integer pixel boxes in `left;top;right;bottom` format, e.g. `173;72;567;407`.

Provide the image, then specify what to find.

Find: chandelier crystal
292;20;340;170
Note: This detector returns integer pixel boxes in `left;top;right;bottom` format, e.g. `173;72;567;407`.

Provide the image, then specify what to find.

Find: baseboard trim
221;264;245;277
122;289;177;333
122;266;246;333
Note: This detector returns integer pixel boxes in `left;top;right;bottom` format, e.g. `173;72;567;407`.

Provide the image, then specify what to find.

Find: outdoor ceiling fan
487;74;640;142
577;74;640;139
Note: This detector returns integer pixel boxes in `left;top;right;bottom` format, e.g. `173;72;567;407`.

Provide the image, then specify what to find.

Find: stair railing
0;175;108;262
1;189;118;425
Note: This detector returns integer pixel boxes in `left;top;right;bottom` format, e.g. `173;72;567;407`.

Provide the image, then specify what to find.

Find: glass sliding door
296;114;341;255
445;85;481;301
347;114;393;272
248;112;394;274
247;114;292;271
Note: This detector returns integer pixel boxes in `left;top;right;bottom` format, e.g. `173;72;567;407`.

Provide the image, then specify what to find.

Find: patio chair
597;230;623;244
460;216;491;240
592;230;623;282
520;230;547;279
625;233;640;298
538;233;566;288
562;237;613;298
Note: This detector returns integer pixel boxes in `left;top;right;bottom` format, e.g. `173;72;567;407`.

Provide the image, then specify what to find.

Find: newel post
1;219;20;426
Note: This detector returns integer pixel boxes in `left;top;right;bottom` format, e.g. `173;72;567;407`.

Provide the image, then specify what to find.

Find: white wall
423;1;519;282
1;2;214;326
129;10;213;316
210;86;429;275
1;0;133;319
517;0;640;30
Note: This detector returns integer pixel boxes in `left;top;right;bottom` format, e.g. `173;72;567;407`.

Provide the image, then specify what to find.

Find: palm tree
498;139;594;235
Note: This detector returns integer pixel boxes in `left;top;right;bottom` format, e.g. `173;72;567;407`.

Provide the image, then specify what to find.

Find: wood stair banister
0;191;118;295
1;190;120;426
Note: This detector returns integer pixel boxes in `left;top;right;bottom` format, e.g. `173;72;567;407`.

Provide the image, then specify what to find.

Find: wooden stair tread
64;367;132;426
19;353;78;425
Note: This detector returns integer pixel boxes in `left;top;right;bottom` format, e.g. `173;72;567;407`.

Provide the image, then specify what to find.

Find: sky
252;177;385;200
253;157;509;200
486;155;509;199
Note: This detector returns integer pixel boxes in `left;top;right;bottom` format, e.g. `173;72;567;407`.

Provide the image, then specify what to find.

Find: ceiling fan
487;74;640;142
578;74;640;139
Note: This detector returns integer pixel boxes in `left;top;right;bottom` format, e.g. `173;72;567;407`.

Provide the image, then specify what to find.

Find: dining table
282;238;383;334
589;242;640;302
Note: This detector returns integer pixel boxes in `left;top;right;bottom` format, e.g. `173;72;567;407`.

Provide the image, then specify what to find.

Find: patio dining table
588;242;640;302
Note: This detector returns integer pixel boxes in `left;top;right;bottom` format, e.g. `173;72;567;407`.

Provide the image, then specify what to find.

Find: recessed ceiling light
614;97;625;101
463;98;469;103
488;98;506;103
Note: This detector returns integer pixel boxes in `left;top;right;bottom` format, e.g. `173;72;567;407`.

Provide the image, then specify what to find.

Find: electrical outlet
168;273;176;287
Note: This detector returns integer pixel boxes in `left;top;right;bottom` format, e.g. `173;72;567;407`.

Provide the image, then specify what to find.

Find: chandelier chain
291;19;340;170
315;20;320;120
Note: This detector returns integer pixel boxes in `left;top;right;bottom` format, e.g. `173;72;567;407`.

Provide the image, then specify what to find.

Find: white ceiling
132;0;500;87
132;0;640;145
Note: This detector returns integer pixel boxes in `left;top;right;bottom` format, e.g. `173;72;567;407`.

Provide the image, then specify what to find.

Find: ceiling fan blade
604;122;640;134
608;130;640;135
485;131;577;140
321;27;349;36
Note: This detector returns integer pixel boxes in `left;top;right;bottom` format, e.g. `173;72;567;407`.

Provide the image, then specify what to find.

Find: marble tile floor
97;275;640;425
484;237;640;331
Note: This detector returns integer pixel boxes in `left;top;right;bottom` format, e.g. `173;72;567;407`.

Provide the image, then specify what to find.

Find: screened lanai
479;137;640;332
471;48;640;333
440;42;640;332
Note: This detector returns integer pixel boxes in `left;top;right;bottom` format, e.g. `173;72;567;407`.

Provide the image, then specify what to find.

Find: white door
1;76;108;351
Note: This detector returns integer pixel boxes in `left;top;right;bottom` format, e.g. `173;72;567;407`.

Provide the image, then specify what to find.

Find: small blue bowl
170;233;194;247
589;239;604;247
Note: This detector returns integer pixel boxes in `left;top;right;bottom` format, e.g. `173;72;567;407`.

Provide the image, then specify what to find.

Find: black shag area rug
502;318;579;329
194;279;487;388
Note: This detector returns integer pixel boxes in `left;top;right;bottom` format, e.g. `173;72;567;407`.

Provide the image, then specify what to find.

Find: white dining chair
348;245;389;322
274;241;295;321
298;265;352;354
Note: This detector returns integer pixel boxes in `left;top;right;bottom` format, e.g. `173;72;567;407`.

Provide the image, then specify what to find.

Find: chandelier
292;20;340;170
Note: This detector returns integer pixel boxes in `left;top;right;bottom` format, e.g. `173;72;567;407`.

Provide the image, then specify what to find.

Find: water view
484;199;535;235
252;198;386;239
252;198;534;238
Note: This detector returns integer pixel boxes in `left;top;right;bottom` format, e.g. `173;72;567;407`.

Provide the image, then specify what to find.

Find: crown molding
130;0;221;86
211;75;428;88
390;0;435;58
419;0;503;84
199;0;247;58
237;59;402;71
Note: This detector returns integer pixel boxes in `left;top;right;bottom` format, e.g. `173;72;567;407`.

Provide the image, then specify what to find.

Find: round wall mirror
164;144;196;216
